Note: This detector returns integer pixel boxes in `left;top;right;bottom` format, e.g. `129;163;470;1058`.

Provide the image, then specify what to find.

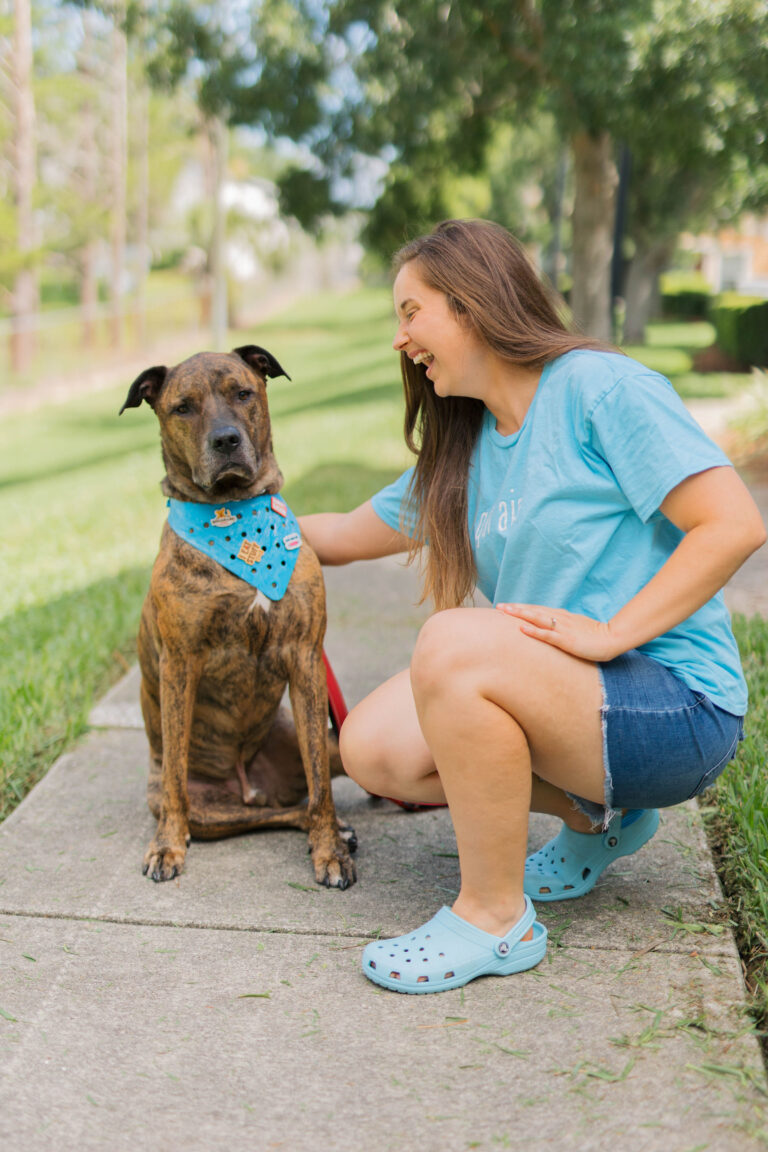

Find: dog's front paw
142;839;187;883
309;827;357;890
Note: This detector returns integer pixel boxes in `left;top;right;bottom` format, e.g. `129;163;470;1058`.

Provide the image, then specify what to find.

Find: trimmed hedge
659;273;712;320
661;288;711;319
710;293;768;367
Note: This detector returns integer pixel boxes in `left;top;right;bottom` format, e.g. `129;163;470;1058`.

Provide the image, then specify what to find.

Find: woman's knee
338;703;377;786
338;689;434;793
411;609;466;696
411;608;519;701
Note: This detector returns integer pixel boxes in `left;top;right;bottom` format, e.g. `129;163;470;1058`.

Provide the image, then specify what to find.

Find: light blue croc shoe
362;895;547;994
524;808;660;902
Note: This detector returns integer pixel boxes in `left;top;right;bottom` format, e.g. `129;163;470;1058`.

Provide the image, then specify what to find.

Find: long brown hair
394;218;613;610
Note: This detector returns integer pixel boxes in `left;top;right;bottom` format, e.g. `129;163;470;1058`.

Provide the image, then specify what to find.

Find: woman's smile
411;350;434;368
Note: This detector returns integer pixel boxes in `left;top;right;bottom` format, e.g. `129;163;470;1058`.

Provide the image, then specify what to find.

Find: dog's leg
143;648;201;882
289;649;356;889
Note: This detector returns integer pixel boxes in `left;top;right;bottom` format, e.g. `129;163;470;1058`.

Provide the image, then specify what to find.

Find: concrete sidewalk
2;524;768;1149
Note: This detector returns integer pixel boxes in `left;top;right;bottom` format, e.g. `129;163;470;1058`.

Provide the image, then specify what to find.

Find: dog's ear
233;345;291;382
119;366;168;414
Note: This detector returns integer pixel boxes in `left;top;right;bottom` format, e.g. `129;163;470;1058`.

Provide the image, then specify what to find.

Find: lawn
623;319;752;399
0;269;203;395
1;289;766;1040
707;614;768;1038
0;286;411;819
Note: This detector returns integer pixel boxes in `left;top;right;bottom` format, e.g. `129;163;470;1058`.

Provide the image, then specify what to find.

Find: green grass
1;293;762;818
622;320;753;399
0;570;151;817
703;614;768;1042
2;288;767;1039
0;285;410;818
0;269;203;395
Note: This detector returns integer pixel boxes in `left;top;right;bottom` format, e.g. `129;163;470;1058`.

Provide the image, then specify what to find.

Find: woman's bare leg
341;606;605;935
530;774;596;832
341;674;594;832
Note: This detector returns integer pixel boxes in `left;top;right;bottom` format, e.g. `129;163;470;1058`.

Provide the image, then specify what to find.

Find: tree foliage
145;0;329;136
315;0;657;334
299;0;768;335
618;0;768;337
626;6;762;234
323;0;654;238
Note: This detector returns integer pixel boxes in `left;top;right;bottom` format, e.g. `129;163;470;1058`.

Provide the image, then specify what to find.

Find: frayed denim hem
565;664;617;831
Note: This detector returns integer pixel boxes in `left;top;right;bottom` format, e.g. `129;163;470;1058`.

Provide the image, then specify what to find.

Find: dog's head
121;346;290;501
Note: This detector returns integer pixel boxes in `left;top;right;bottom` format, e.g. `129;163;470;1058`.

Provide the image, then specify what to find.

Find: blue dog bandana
167;494;302;601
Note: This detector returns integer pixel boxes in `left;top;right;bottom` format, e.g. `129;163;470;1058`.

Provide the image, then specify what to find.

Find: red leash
323;650;348;736
323;650;447;811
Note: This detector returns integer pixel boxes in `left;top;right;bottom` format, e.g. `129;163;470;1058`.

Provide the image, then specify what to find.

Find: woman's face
392;261;488;399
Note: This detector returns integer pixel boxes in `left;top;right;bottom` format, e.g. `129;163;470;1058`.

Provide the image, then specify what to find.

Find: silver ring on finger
550;616;557;629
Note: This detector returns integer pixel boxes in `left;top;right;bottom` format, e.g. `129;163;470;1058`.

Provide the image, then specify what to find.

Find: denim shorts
568;649;744;825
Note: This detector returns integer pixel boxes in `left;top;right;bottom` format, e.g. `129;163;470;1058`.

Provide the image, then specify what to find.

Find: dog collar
167;494;301;601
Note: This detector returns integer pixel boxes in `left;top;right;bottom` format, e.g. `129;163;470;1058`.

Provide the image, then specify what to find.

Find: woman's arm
300;500;412;565
609;465;766;651
498;466;766;661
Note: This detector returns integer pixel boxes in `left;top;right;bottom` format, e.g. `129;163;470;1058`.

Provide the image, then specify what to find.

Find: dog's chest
196;599;290;708
247;588;274;617
201;584;282;653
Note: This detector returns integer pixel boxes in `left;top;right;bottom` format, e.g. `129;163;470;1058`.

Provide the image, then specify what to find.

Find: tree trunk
10;0;37;374
209;115;228;351
109;13;128;350
134;75;150;346
78;47;99;352
570;131;617;342
543;146;568;290
622;238;675;344
80;242;99;350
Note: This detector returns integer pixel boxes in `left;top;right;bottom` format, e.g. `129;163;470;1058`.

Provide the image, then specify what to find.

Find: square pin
238;539;265;564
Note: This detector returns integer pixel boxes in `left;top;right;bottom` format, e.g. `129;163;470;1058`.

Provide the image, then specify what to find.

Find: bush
659;272;711;320
709;293;768;367
661;288;711;319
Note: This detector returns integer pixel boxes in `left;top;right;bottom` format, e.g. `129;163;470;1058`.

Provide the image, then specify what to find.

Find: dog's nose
209;425;242;455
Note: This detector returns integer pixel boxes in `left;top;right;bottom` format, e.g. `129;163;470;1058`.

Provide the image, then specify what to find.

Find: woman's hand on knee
495;603;620;663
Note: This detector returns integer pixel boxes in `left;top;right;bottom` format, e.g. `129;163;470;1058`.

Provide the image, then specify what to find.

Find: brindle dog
120;346;356;888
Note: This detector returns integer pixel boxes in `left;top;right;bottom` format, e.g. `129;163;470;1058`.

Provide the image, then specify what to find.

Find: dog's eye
237;389;253;401
174;401;191;415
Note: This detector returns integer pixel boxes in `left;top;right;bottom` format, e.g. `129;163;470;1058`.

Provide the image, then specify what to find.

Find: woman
300;219;765;995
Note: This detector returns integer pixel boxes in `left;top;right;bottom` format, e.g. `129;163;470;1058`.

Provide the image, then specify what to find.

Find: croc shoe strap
430;897;538;959
492;896;538;958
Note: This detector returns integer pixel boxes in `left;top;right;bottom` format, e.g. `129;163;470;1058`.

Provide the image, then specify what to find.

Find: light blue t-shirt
371;349;747;715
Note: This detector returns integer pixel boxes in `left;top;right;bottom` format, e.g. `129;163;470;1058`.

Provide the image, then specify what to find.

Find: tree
620;0;768;341
131;28;150;346
108;4;128;348
67;0;133;348
357;112;569;285
145;0;332;347
9;0;38;371
35;4;113;349
308;2;766;342
317;0;657;339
